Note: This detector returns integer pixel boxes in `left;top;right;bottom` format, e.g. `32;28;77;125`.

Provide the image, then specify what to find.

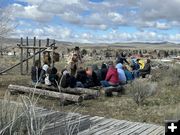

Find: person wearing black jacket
100;63;108;81
31;60;41;84
116;51;129;65
139;59;151;78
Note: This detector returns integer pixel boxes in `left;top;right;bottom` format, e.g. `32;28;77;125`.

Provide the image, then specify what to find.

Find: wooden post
20;37;23;75
26;37;29;74
46;38;49;47
33;37;36;66
52;39;55;68
39;40;41;66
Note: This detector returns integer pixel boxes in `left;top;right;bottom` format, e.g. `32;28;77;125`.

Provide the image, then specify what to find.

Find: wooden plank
94;120;127;135
18;46;48;49
131;124;154;135
103;121;134;135
78;119;114;135
89;116;105;124
139;125;162;135
111;122;140;135
43;115;91;135
85;120;119;135
121;123;147;135
8;84;83;103
148;126;164;135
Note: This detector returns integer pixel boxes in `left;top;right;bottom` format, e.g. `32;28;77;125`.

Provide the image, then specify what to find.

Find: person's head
147;59;151;63
136;59;140;63
121;51;127;57
123;65;128;70
61;68;69;75
51;67;57;74
116;63;123;69
34;60;40;67
72;54;78;62
101;63;107;69
74;46;80;53
86;66;93;76
108;61;114;68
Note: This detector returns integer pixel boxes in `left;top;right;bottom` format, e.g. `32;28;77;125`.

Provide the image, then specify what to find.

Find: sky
1;0;180;43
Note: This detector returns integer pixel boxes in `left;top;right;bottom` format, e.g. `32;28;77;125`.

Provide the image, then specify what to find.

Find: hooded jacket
105;66;119;85
116;63;127;83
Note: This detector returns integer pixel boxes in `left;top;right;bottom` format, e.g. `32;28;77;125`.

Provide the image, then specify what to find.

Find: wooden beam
39;40;41;66
8;84;83;103
17;46;49;49
46;38;49;47
0;48;47;75
20;37;23;75
33;37;36;65
26;37;29;74
52;39;55;67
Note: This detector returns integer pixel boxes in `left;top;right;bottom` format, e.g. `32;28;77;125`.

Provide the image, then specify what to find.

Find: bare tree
0;2;15;55
0;7;13;38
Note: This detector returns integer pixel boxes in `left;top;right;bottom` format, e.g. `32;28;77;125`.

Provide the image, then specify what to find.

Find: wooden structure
17;37;57;75
24;105;165;135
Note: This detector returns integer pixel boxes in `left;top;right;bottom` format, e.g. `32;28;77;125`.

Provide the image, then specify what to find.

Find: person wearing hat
69;46;83;76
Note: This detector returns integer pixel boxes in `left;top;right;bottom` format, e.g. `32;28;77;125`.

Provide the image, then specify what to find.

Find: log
103;85;124;92
103;85;124;97
8;84;83;103
35;83;99;96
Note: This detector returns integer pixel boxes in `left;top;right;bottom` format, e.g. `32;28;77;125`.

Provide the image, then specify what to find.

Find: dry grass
0;56;180;126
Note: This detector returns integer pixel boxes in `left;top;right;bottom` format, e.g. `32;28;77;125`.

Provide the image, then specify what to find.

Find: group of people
31;47;151;89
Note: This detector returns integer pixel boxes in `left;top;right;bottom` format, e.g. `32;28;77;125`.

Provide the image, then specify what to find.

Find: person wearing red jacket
100;61;119;87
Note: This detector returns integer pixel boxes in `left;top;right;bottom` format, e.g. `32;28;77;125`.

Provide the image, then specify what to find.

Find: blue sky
1;0;180;43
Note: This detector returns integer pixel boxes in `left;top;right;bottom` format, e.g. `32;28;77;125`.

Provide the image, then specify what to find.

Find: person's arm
124;57;129;65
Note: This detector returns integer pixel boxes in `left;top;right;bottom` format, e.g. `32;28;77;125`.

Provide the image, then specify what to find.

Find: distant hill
0;37;180;49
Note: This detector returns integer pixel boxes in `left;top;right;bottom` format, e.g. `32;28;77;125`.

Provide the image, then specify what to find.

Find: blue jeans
76;81;84;88
100;80;110;87
133;70;140;78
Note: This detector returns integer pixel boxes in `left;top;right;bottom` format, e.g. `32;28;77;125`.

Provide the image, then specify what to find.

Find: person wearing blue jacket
116;63;127;85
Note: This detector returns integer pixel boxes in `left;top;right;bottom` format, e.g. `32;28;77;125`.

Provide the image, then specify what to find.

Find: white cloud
6;0;180;43
11;4;52;22
155;22;170;30
10;0;180;29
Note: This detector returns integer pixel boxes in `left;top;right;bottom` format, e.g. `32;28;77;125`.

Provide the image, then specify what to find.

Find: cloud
11;3;52;22
5;0;180;43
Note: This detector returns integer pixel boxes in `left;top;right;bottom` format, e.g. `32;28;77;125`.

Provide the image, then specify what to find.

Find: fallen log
35;83;100;96
8;84;83;103
103;85;124;97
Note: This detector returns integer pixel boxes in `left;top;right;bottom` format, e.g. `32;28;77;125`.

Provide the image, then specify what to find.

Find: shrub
0;92;51;135
127;79;158;106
